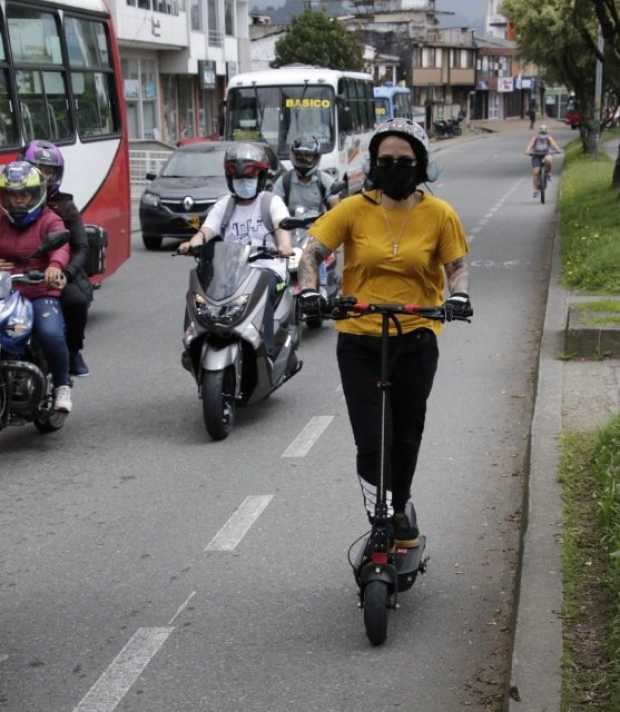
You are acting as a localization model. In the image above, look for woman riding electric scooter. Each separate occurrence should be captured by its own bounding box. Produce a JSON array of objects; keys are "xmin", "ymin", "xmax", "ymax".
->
[{"xmin": 297, "ymin": 118, "xmax": 473, "ymax": 640}]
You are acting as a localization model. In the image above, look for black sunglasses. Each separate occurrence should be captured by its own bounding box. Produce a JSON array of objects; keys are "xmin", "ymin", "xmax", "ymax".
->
[{"xmin": 376, "ymin": 155, "xmax": 418, "ymax": 169}]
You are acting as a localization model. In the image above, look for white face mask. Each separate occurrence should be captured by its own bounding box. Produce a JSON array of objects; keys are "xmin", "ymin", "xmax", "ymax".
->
[{"xmin": 233, "ymin": 178, "xmax": 258, "ymax": 200}]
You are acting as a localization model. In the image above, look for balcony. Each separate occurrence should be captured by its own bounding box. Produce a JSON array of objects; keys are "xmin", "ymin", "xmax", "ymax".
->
[
  {"xmin": 412, "ymin": 68, "xmax": 441, "ymax": 86},
  {"xmin": 449, "ymin": 68, "xmax": 475, "ymax": 86}
]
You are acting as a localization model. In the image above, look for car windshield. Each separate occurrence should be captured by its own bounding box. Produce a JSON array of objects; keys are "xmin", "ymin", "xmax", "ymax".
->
[
  {"xmin": 226, "ymin": 85, "xmax": 335, "ymax": 158},
  {"xmin": 161, "ymin": 150, "xmax": 224, "ymax": 178},
  {"xmin": 206, "ymin": 242, "xmax": 253, "ymax": 300}
]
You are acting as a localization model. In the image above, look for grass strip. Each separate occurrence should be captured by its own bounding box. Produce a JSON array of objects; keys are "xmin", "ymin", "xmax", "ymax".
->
[
  {"xmin": 559, "ymin": 417, "xmax": 620, "ymax": 710},
  {"xmin": 560, "ymin": 141, "xmax": 619, "ymax": 293},
  {"xmin": 591, "ymin": 415, "xmax": 620, "ymax": 704}
]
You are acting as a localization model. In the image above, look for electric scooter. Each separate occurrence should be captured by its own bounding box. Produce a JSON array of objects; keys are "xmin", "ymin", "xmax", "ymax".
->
[{"xmin": 323, "ymin": 296, "xmax": 471, "ymax": 645}]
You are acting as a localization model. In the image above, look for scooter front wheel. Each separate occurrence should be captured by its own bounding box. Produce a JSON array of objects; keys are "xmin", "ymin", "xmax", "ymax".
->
[
  {"xmin": 363, "ymin": 580, "xmax": 389, "ymax": 646},
  {"xmin": 202, "ymin": 367, "xmax": 236, "ymax": 440}
]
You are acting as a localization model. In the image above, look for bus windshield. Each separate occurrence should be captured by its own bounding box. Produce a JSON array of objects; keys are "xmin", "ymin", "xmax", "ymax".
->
[{"xmin": 226, "ymin": 85, "xmax": 335, "ymax": 158}]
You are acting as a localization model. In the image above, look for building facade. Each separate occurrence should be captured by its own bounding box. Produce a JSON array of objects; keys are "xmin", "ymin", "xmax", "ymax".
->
[{"xmin": 108, "ymin": 0, "xmax": 250, "ymax": 144}]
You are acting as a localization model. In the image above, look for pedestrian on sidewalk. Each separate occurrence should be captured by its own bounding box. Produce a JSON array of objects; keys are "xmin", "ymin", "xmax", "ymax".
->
[{"xmin": 528, "ymin": 106, "xmax": 536, "ymax": 130}]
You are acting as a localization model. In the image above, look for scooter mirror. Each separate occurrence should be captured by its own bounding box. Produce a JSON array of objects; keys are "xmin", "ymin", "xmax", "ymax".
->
[
  {"xmin": 330, "ymin": 180, "xmax": 346, "ymax": 196},
  {"xmin": 279, "ymin": 215, "xmax": 319, "ymax": 231}
]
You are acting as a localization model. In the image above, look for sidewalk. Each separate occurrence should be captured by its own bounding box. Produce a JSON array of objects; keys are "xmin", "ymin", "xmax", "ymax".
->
[{"xmin": 508, "ymin": 196, "xmax": 620, "ymax": 708}]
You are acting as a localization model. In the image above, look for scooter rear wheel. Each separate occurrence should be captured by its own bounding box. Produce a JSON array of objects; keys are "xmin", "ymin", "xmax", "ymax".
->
[
  {"xmin": 202, "ymin": 367, "xmax": 236, "ymax": 440},
  {"xmin": 363, "ymin": 580, "xmax": 389, "ymax": 646}
]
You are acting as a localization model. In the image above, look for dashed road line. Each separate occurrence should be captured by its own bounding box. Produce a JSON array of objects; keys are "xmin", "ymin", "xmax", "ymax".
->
[
  {"xmin": 168, "ymin": 590, "xmax": 196, "ymax": 625},
  {"xmin": 281, "ymin": 415, "xmax": 334, "ymax": 458},
  {"xmin": 204, "ymin": 495, "xmax": 273, "ymax": 552},
  {"xmin": 72, "ymin": 627, "xmax": 173, "ymax": 712},
  {"xmin": 467, "ymin": 177, "xmax": 525, "ymax": 243}
]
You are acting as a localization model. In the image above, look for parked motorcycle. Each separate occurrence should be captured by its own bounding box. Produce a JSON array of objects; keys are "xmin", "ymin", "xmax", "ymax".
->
[
  {"xmin": 181, "ymin": 237, "xmax": 302, "ymax": 440},
  {"xmin": 0, "ymin": 230, "xmax": 70, "ymax": 433},
  {"xmin": 286, "ymin": 208, "xmax": 340, "ymax": 329}
]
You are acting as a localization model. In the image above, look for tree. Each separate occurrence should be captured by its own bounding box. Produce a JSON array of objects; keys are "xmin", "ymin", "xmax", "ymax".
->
[{"xmin": 274, "ymin": 11, "xmax": 364, "ymax": 71}]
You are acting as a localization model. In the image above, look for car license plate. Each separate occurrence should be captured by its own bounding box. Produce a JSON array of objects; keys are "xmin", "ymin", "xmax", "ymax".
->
[{"xmin": 188, "ymin": 214, "xmax": 201, "ymax": 229}]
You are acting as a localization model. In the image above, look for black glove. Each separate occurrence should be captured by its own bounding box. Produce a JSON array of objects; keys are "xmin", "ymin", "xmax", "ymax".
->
[
  {"xmin": 297, "ymin": 288, "xmax": 326, "ymax": 317},
  {"xmin": 445, "ymin": 292, "xmax": 473, "ymax": 320}
]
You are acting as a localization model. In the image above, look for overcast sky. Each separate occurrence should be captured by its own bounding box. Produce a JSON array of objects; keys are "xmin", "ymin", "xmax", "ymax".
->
[{"xmin": 437, "ymin": 0, "xmax": 488, "ymax": 31}]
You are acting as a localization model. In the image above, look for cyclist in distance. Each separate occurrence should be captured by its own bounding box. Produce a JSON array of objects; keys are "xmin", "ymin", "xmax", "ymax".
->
[
  {"xmin": 179, "ymin": 142, "xmax": 293, "ymax": 358},
  {"xmin": 525, "ymin": 124, "xmax": 562, "ymax": 198},
  {"xmin": 297, "ymin": 118, "xmax": 473, "ymax": 548},
  {"xmin": 22, "ymin": 140, "xmax": 93, "ymax": 377}
]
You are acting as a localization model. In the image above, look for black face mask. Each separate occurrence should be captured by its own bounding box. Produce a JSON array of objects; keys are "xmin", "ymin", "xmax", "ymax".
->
[{"xmin": 374, "ymin": 162, "xmax": 418, "ymax": 201}]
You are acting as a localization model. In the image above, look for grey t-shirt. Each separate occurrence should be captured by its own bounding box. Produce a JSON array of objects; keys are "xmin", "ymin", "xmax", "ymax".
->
[{"xmin": 273, "ymin": 170, "xmax": 335, "ymax": 216}]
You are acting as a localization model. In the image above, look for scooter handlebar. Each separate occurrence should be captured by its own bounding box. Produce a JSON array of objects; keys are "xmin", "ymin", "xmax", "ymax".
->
[{"xmin": 323, "ymin": 296, "xmax": 471, "ymax": 322}]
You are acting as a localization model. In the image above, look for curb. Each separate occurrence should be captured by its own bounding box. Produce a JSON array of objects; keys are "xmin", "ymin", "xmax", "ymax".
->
[{"xmin": 508, "ymin": 225, "xmax": 565, "ymax": 711}]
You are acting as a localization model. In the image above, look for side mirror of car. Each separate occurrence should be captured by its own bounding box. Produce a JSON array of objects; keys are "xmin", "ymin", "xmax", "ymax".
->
[{"xmin": 145, "ymin": 172, "xmax": 157, "ymax": 181}]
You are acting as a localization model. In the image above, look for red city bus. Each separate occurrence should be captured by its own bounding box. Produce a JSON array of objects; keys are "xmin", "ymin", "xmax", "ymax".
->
[{"xmin": 0, "ymin": 0, "xmax": 130, "ymax": 281}]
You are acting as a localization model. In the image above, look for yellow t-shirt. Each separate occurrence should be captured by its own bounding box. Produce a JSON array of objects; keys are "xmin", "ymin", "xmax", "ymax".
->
[{"xmin": 309, "ymin": 190, "xmax": 469, "ymax": 336}]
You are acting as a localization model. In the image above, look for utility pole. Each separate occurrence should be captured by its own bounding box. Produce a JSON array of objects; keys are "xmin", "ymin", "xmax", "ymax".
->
[{"xmin": 592, "ymin": 25, "xmax": 604, "ymax": 160}]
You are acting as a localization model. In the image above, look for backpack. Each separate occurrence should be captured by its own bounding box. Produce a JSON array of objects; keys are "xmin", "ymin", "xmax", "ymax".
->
[
  {"xmin": 282, "ymin": 170, "xmax": 329, "ymax": 212},
  {"xmin": 219, "ymin": 191, "xmax": 276, "ymax": 237}
]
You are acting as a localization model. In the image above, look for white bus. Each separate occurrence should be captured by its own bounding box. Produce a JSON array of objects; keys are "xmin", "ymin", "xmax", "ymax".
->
[{"xmin": 224, "ymin": 66, "xmax": 375, "ymax": 194}]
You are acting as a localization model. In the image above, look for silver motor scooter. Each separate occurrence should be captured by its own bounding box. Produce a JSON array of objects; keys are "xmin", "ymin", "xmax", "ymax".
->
[{"xmin": 181, "ymin": 238, "xmax": 302, "ymax": 440}]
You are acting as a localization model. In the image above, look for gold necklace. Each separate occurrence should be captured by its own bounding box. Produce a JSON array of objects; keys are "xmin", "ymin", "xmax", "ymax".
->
[{"xmin": 381, "ymin": 204, "xmax": 413, "ymax": 256}]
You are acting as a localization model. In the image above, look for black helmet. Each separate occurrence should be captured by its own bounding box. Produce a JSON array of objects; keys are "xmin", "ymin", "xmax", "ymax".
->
[
  {"xmin": 290, "ymin": 137, "xmax": 321, "ymax": 176},
  {"xmin": 368, "ymin": 118, "xmax": 431, "ymax": 184},
  {"xmin": 224, "ymin": 142, "xmax": 270, "ymax": 198}
]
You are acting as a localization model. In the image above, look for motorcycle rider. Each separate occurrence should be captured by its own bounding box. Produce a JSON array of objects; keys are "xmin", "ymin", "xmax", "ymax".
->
[
  {"xmin": 0, "ymin": 161, "xmax": 72, "ymax": 412},
  {"xmin": 273, "ymin": 137, "xmax": 339, "ymax": 289},
  {"xmin": 297, "ymin": 118, "xmax": 472, "ymax": 548},
  {"xmin": 22, "ymin": 140, "xmax": 93, "ymax": 377},
  {"xmin": 525, "ymin": 124, "xmax": 561, "ymax": 198},
  {"xmin": 273, "ymin": 137, "xmax": 340, "ymax": 216},
  {"xmin": 179, "ymin": 142, "xmax": 293, "ymax": 358}
]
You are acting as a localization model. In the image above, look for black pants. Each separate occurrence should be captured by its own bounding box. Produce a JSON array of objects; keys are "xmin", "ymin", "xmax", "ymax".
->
[
  {"xmin": 337, "ymin": 329, "xmax": 439, "ymax": 514},
  {"xmin": 60, "ymin": 276, "xmax": 92, "ymax": 354}
]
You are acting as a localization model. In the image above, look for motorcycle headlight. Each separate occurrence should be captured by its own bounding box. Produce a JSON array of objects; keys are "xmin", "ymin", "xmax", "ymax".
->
[
  {"xmin": 216, "ymin": 294, "xmax": 250, "ymax": 326},
  {"xmin": 141, "ymin": 191, "xmax": 159, "ymax": 207}
]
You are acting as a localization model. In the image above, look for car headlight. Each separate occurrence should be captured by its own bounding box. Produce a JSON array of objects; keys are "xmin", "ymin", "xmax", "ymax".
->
[{"xmin": 141, "ymin": 191, "xmax": 159, "ymax": 207}]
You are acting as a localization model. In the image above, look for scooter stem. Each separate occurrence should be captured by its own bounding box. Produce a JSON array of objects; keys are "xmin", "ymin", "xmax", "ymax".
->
[{"xmin": 376, "ymin": 312, "xmax": 391, "ymax": 523}]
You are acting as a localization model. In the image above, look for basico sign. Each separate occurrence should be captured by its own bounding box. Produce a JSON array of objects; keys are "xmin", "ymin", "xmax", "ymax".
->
[{"xmin": 285, "ymin": 98, "xmax": 331, "ymax": 109}]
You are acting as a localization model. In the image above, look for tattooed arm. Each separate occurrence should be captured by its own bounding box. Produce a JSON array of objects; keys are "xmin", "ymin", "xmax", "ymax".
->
[
  {"xmin": 444, "ymin": 255, "xmax": 470, "ymax": 296},
  {"xmin": 298, "ymin": 237, "xmax": 333, "ymax": 290}
]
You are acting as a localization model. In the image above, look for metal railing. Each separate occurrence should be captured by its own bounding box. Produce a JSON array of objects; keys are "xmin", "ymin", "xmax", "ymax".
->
[
  {"xmin": 208, "ymin": 29, "xmax": 223, "ymax": 47},
  {"xmin": 129, "ymin": 149, "xmax": 173, "ymax": 184}
]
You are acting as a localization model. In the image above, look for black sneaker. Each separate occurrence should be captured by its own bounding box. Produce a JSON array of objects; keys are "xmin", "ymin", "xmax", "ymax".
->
[
  {"xmin": 392, "ymin": 512, "xmax": 419, "ymax": 548},
  {"xmin": 69, "ymin": 351, "xmax": 90, "ymax": 377}
]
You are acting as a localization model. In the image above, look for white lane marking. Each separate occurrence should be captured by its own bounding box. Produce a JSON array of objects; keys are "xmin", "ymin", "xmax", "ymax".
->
[
  {"xmin": 466, "ymin": 177, "xmax": 526, "ymax": 242},
  {"xmin": 72, "ymin": 627, "xmax": 173, "ymax": 712},
  {"xmin": 204, "ymin": 495, "xmax": 273, "ymax": 552},
  {"xmin": 168, "ymin": 591, "xmax": 196, "ymax": 625},
  {"xmin": 282, "ymin": 415, "xmax": 334, "ymax": 458}
]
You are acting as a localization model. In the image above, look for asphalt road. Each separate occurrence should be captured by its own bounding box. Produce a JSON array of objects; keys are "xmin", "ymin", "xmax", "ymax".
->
[{"xmin": 0, "ymin": 126, "xmax": 571, "ymax": 712}]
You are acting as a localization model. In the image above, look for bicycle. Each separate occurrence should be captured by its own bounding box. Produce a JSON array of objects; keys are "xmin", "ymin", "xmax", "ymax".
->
[{"xmin": 320, "ymin": 295, "xmax": 471, "ymax": 645}]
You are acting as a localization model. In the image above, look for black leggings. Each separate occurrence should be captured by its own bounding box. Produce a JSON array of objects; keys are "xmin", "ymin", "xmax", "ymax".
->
[{"xmin": 337, "ymin": 329, "xmax": 439, "ymax": 514}]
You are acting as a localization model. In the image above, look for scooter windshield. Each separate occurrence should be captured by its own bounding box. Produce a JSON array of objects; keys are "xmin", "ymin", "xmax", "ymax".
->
[
  {"xmin": 0, "ymin": 271, "xmax": 11, "ymax": 300},
  {"xmin": 206, "ymin": 242, "xmax": 253, "ymax": 301}
]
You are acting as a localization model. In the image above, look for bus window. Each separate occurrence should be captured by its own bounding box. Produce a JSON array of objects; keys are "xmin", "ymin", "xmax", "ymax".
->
[
  {"xmin": 16, "ymin": 69, "xmax": 72, "ymax": 142},
  {"xmin": 65, "ymin": 17, "xmax": 111, "ymax": 68},
  {"xmin": 0, "ymin": 72, "xmax": 18, "ymax": 148},
  {"xmin": 374, "ymin": 98, "xmax": 389, "ymax": 120},
  {"xmin": 72, "ymin": 72, "xmax": 116, "ymax": 137},
  {"xmin": 394, "ymin": 92, "xmax": 411, "ymax": 119},
  {"xmin": 227, "ymin": 85, "xmax": 335, "ymax": 158},
  {"xmin": 66, "ymin": 16, "xmax": 119, "ymax": 138},
  {"xmin": 7, "ymin": 4, "xmax": 62, "ymax": 65}
]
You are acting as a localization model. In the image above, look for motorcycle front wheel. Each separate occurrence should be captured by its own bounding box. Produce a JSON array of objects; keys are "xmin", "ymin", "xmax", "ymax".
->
[{"xmin": 202, "ymin": 367, "xmax": 236, "ymax": 440}]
